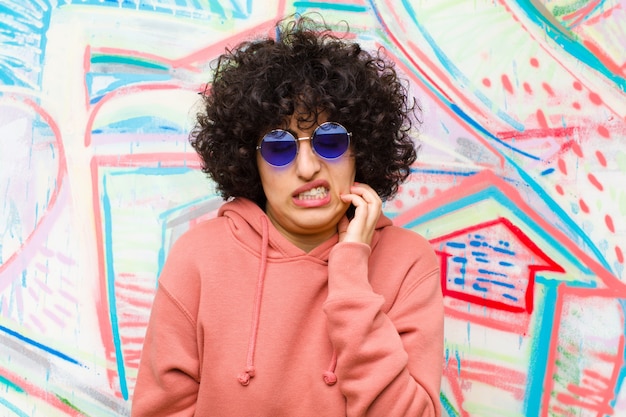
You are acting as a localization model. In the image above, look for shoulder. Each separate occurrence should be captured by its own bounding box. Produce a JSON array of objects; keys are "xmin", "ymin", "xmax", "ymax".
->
[
  {"xmin": 170, "ymin": 216, "xmax": 231, "ymax": 252},
  {"xmin": 375, "ymin": 224, "xmax": 435, "ymax": 257}
]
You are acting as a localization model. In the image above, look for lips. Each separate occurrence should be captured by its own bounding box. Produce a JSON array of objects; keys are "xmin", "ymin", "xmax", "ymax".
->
[
  {"xmin": 292, "ymin": 180, "xmax": 331, "ymax": 206},
  {"xmin": 297, "ymin": 186, "xmax": 328, "ymax": 200}
]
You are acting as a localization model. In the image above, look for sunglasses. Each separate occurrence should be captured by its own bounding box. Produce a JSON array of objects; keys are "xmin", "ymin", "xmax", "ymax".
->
[{"xmin": 257, "ymin": 122, "xmax": 352, "ymax": 167}]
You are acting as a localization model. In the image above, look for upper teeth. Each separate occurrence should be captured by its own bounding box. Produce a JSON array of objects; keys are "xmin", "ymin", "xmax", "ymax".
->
[{"xmin": 298, "ymin": 186, "xmax": 328, "ymax": 200}]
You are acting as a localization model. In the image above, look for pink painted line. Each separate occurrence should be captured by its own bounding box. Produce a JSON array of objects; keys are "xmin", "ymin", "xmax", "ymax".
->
[
  {"xmin": 0, "ymin": 97, "xmax": 67, "ymax": 291},
  {"xmin": 0, "ymin": 366, "xmax": 88, "ymax": 415}
]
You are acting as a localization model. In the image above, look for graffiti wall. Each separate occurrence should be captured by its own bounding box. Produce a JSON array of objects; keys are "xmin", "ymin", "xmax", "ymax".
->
[{"xmin": 1, "ymin": 0, "xmax": 624, "ymax": 416}]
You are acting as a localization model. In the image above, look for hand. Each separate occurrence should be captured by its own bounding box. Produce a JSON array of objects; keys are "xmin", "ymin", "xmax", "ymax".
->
[{"xmin": 338, "ymin": 183, "xmax": 382, "ymax": 246}]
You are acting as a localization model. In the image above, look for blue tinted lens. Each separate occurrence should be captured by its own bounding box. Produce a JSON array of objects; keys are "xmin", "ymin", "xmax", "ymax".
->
[
  {"xmin": 260, "ymin": 130, "xmax": 297, "ymax": 166},
  {"xmin": 312, "ymin": 123, "xmax": 350, "ymax": 160}
]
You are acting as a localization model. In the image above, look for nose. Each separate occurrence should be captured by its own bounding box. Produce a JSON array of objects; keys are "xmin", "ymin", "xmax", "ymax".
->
[{"xmin": 294, "ymin": 140, "xmax": 321, "ymax": 179}]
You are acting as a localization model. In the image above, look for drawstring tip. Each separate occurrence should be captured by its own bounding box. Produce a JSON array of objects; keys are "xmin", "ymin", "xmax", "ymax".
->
[
  {"xmin": 323, "ymin": 371, "xmax": 337, "ymax": 386},
  {"xmin": 238, "ymin": 366, "xmax": 256, "ymax": 386}
]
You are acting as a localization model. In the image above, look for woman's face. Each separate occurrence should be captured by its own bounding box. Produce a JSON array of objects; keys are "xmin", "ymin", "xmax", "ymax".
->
[{"xmin": 257, "ymin": 114, "xmax": 356, "ymax": 252}]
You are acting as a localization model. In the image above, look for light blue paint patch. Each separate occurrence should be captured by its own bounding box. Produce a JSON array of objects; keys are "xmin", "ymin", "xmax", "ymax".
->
[
  {"xmin": 101, "ymin": 176, "xmax": 128, "ymax": 400},
  {"xmin": 92, "ymin": 115, "xmax": 182, "ymax": 134},
  {"xmin": 0, "ymin": 397, "xmax": 28, "ymax": 417},
  {"xmin": 87, "ymin": 73, "xmax": 171, "ymax": 104}
]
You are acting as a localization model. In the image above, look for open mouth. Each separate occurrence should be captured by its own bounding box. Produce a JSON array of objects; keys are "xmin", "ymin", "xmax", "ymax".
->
[{"xmin": 297, "ymin": 186, "xmax": 328, "ymax": 200}]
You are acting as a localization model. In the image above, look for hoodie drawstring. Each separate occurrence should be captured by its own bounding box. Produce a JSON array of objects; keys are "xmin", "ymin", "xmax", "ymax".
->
[
  {"xmin": 238, "ymin": 216, "xmax": 269, "ymax": 386},
  {"xmin": 323, "ymin": 349, "xmax": 338, "ymax": 385}
]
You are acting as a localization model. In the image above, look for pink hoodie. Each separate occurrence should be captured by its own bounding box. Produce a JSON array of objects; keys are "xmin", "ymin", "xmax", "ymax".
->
[{"xmin": 131, "ymin": 198, "xmax": 443, "ymax": 416}]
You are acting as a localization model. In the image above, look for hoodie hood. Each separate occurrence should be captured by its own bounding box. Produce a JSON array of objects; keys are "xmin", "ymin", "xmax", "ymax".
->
[
  {"xmin": 217, "ymin": 197, "xmax": 393, "ymax": 386},
  {"xmin": 217, "ymin": 198, "xmax": 393, "ymax": 261}
]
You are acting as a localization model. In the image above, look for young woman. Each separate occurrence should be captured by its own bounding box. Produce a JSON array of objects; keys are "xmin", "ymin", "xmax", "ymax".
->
[{"xmin": 131, "ymin": 15, "xmax": 444, "ymax": 417}]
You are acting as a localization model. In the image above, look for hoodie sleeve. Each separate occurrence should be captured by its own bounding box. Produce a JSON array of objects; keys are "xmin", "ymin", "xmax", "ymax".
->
[
  {"xmin": 131, "ymin": 244, "xmax": 200, "ymax": 416},
  {"xmin": 323, "ymin": 238, "xmax": 443, "ymax": 417}
]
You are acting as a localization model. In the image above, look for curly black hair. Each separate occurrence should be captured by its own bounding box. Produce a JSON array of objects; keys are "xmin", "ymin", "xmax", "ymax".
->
[{"xmin": 190, "ymin": 15, "xmax": 420, "ymax": 207}]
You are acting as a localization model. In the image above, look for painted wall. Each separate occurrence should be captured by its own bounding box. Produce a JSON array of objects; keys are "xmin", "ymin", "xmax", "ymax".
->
[{"xmin": 1, "ymin": 1, "xmax": 625, "ymax": 416}]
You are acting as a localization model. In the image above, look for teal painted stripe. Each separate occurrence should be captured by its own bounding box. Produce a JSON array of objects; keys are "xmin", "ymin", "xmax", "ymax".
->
[
  {"xmin": 0, "ymin": 375, "xmax": 24, "ymax": 393},
  {"xmin": 523, "ymin": 279, "xmax": 558, "ymax": 416},
  {"xmin": 91, "ymin": 55, "xmax": 169, "ymax": 71},
  {"xmin": 102, "ymin": 175, "xmax": 129, "ymax": 400},
  {"xmin": 293, "ymin": 1, "xmax": 369, "ymax": 12}
]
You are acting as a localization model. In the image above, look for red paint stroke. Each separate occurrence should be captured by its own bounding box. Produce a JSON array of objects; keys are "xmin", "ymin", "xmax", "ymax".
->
[
  {"xmin": 442, "ymin": 363, "xmax": 470, "ymax": 417},
  {"xmin": 555, "ymin": 184, "xmax": 564, "ymax": 195},
  {"xmin": 587, "ymin": 173, "xmax": 604, "ymax": 191},
  {"xmin": 0, "ymin": 97, "xmax": 66, "ymax": 287},
  {"xmin": 530, "ymin": 57, "xmax": 539, "ymax": 67},
  {"xmin": 536, "ymin": 109, "xmax": 549, "ymax": 129},
  {"xmin": 561, "ymin": 0, "xmax": 602, "ymax": 26},
  {"xmin": 595, "ymin": 150, "xmax": 607, "ymax": 166},
  {"xmin": 555, "ymin": 392, "xmax": 613, "ymax": 416},
  {"xmin": 542, "ymin": 82, "xmax": 555, "ymax": 96},
  {"xmin": 571, "ymin": 141, "xmax": 583, "ymax": 158},
  {"xmin": 443, "ymin": 302, "xmax": 531, "ymax": 334},
  {"xmin": 605, "ymin": 215, "xmax": 615, "ymax": 233},
  {"xmin": 579, "ymin": 199, "xmax": 589, "ymax": 213},
  {"xmin": 0, "ymin": 367, "xmax": 82, "ymax": 415},
  {"xmin": 501, "ymin": 74, "xmax": 514, "ymax": 94},
  {"xmin": 616, "ymin": 246, "xmax": 624, "ymax": 264},
  {"xmin": 589, "ymin": 91, "xmax": 603, "ymax": 105},
  {"xmin": 523, "ymin": 82, "xmax": 532, "ymax": 94},
  {"xmin": 557, "ymin": 158, "xmax": 567, "ymax": 175},
  {"xmin": 583, "ymin": 39, "xmax": 624, "ymax": 77},
  {"xmin": 572, "ymin": 101, "xmax": 581, "ymax": 110},
  {"xmin": 581, "ymin": 1, "xmax": 622, "ymax": 26},
  {"xmin": 573, "ymin": 81, "xmax": 583, "ymax": 91},
  {"xmin": 496, "ymin": 125, "xmax": 577, "ymax": 140},
  {"xmin": 597, "ymin": 125, "xmax": 610, "ymax": 138},
  {"xmin": 482, "ymin": 78, "xmax": 491, "ymax": 87}
]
